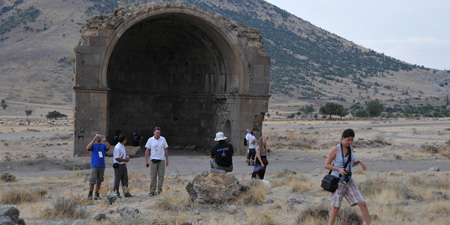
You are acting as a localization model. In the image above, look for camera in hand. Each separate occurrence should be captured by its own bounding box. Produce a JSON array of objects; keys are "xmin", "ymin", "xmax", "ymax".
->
[{"xmin": 342, "ymin": 169, "xmax": 352, "ymax": 184}]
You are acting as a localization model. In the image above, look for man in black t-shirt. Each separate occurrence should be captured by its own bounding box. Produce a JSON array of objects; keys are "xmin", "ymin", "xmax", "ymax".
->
[{"xmin": 210, "ymin": 132, "xmax": 233, "ymax": 173}]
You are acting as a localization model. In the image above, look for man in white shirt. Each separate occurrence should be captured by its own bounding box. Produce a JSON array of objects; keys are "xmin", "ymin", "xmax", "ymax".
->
[
  {"xmin": 145, "ymin": 127, "xmax": 169, "ymax": 197},
  {"xmin": 247, "ymin": 131, "xmax": 257, "ymax": 166},
  {"xmin": 113, "ymin": 135, "xmax": 132, "ymax": 198},
  {"xmin": 245, "ymin": 129, "xmax": 252, "ymax": 164}
]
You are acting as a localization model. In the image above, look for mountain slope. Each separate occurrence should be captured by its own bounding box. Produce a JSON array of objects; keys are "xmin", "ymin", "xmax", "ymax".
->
[{"xmin": 0, "ymin": 0, "xmax": 448, "ymax": 110}]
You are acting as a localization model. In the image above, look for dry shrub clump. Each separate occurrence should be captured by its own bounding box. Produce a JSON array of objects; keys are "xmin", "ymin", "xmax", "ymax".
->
[
  {"xmin": 1, "ymin": 172, "xmax": 16, "ymax": 182},
  {"xmin": 42, "ymin": 197, "xmax": 89, "ymax": 219},
  {"xmin": 237, "ymin": 180, "xmax": 268, "ymax": 205},
  {"xmin": 296, "ymin": 204, "xmax": 363, "ymax": 225},
  {"xmin": 0, "ymin": 185, "xmax": 47, "ymax": 204},
  {"xmin": 271, "ymin": 169, "xmax": 310, "ymax": 193},
  {"xmin": 427, "ymin": 201, "xmax": 450, "ymax": 216},
  {"xmin": 358, "ymin": 177, "xmax": 384, "ymax": 197}
]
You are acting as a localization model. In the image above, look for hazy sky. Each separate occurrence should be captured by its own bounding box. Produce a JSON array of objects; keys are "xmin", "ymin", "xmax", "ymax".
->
[{"xmin": 265, "ymin": 0, "xmax": 450, "ymax": 70}]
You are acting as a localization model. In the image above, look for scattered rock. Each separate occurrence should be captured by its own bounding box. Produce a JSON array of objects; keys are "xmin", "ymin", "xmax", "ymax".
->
[
  {"xmin": 72, "ymin": 219, "xmax": 85, "ymax": 225},
  {"xmin": 0, "ymin": 206, "xmax": 21, "ymax": 224},
  {"xmin": 94, "ymin": 213, "xmax": 106, "ymax": 221},
  {"xmin": 186, "ymin": 172, "xmax": 242, "ymax": 203},
  {"xmin": 0, "ymin": 216, "xmax": 15, "ymax": 225},
  {"xmin": 227, "ymin": 205, "xmax": 237, "ymax": 214},
  {"xmin": 116, "ymin": 206, "xmax": 139, "ymax": 218},
  {"xmin": 265, "ymin": 199, "xmax": 274, "ymax": 204},
  {"xmin": 428, "ymin": 167, "xmax": 440, "ymax": 171}
]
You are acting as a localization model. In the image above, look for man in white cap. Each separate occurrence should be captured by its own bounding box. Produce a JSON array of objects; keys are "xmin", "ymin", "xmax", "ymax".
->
[{"xmin": 210, "ymin": 132, "xmax": 234, "ymax": 173}]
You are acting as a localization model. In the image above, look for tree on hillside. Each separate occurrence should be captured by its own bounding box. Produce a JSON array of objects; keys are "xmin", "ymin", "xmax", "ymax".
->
[
  {"xmin": 46, "ymin": 110, "xmax": 67, "ymax": 120},
  {"xmin": 25, "ymin": 110, "xmax": 32, "ymax": 119},
  {"xmin": 319, "ymin": 102, "xmax": 345, "ymax": 119},
  {"xmin": 366, "ymin": 100, "xmax": 384, "ymax": 117},
  {"xmin": 300, "ymin": 104, "xmax": 315, "ymax": 114},
  {"xmin": 1, "ymin": 99, "xmax": 8, "ymax": 110}
]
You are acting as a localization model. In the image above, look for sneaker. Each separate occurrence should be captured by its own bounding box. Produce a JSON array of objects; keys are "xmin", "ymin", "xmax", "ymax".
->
[
  {"xmin": 87, "ymin": 195, "xmax": 93, "ymax": 200},
  {"xmin": 149, "ymin": 192, "xmax": 155, "ymax": 197},
  {"xmin": 248, "ymin": 162, "xmax": 251, "ymax": 166},
  {"xmin": 116, "ymin": 193, "xmax": 122, "ymax": 199},
  {"xmin": 94, "ymin": 196, "xmax": 102, "ymax": 200},
  {"xmin": 124, "ymin": 192, "xmax": 133, "ymax": 198}
]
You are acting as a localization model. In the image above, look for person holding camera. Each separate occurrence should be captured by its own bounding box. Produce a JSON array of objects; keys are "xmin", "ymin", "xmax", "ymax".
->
[
  {"xmin": 113, "ymin": 135, "xmax": 133, "ymax": 198},
  {"xmin": 86, "ymin": 132, "xmax": 110, "ymax": 200},
  {"xmin": 145, "ymin": 127, "xmax": 169, "ymax": 197},
  {"xmin": 324, "ymin": 129, "xmax": 371, "ymax": 225}
]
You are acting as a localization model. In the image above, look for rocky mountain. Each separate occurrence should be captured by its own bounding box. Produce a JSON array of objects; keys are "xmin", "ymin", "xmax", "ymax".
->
[{"xmin": 0, "ymin": 0, "xmax": 449, "ymax": 111}]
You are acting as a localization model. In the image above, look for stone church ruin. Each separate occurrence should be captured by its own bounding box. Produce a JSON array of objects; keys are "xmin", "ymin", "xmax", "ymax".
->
[{"xmin": 73, "ymin": 3, "xmax": 270, "ymax": 156}]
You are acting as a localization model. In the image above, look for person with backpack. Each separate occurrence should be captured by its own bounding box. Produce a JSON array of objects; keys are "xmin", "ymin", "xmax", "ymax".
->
[{"xmin": 324, "ymin": 129, "xmax": 371, "ymax": 225}]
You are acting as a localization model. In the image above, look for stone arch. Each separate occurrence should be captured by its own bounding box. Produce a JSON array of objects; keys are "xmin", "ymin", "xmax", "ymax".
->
[{"xmin": 74, "ymin": 3, "xmax": 270, "ymax": 156}]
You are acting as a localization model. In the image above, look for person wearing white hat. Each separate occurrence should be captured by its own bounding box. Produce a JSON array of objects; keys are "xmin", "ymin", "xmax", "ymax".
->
[{"xmin": 210, "ymin": 132, "xmax": 234, "ymax": 173}]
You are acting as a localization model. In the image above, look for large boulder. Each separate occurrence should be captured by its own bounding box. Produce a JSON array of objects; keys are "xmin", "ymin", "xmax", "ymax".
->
[
  {"xmin": 185, "ymin": 172, "xmax": 242, "ymax": 203},
  {"xmin": 0, "ymin": 206, "xmax": 25, "ymax": 224}
]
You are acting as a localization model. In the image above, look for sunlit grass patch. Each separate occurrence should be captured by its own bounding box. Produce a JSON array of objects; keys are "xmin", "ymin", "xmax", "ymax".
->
[{"xmin": 0, "ymin": 185, "xmax": 47, "ymax": 204}]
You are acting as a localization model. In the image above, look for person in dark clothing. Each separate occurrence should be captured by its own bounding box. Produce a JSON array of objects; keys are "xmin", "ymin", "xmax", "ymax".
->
[
  {"xmin": 112, "ymin": 130, "xmax": 121, "ymax": 145},
  {"xmin": 131, "ymin": 130, "xmax": 143, "ymax": 147},
  {"xmin": 210, "ymin": 132, "xmax": 233, "ymax": 173}
]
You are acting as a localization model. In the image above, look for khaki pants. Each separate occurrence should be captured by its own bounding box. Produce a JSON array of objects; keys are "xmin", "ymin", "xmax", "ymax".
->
[
  {"xmin": 210, "ymin": 158, "xmax": 233, "ymax": 174},
  {"xmin": 150, "ymin": 160, "xmax": 165, "ymax": 193}
]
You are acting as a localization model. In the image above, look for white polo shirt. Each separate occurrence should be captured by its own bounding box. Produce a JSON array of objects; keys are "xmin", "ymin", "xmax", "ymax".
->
[
  {"xmin": 145, "ymin": 136, "xmax": 168, "ymax": 160},
  {"xmin": 248, "ymin": 135, "xmax": 257, "ymax": 149},
  {"xmin": 113, "ymin": 142, "xmax": 127, "ymax": 164}
]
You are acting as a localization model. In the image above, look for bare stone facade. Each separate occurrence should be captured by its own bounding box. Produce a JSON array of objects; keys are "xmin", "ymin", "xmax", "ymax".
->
[{"xmin": 74, "ymin": 3, "xmax": 270, "ymax": 156}]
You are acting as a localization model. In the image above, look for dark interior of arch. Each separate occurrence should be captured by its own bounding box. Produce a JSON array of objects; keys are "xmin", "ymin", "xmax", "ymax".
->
[{"xmin": 107, "ymin": 13, "xmax": 233, "ymax": 150}]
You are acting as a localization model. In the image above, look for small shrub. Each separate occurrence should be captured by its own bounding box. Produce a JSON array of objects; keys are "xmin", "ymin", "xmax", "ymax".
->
[
  {"xmin": 421, "ymin": 145, "xmax": 439, "ymax": 154},
  {"xmin": 42, "ymin": 197, "xmax": 89, "ymax": 219},
  {"xmin": 358, "ymin": 178, "xmax": 384, "ymax": 197},
  {"xmin": 1, "ymin": 172, "xmax": 16, "ymax": 182},
  {"xmin": 241, "ymin": 180, "xmax": 268, "ymax": 205},
  {"xmin": 297, "ymin": 204, "xmax": 363, "ymax": 225},
  {"xmin": 389, "ymin": 183, "xmax": 414, "ymax": 200},
  {"xmin": 63, "ymin": 163, "xmax": 90, "ymax": 171},
  {"xmin": 106, "ymin": 190, "xmax": 118, "ymax": 205}
]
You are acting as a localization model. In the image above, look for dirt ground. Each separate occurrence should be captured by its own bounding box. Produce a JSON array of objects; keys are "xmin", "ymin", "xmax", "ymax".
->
[{"xmin": 1, "ymin": 118, "xmax": 449, "ymax": 225}]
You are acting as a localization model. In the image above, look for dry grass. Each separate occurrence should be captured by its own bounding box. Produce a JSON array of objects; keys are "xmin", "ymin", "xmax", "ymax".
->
[
  {"xmin": 0, "ymin": 185, "xmax": 47, "ymax": 204},
  {"xmin": 236, "ymin": 180, "xmax": 268, "ymax": 205},
  {"xmin": 42, "ymin": 197, "xmax": 89, "ymax": 219},
  {"xmin": 296, "ymin": 204, "xmax": 363, "ymax": 225}
]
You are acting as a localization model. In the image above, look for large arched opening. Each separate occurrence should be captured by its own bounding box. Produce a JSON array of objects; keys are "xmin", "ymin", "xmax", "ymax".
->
[{"xmin": 106, "ymin": 13, "xmax": 238, "ymax": 150}]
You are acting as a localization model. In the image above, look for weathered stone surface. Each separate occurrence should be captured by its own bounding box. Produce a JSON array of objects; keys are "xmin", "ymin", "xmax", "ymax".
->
[
  {"xmin": 0, "ymin": 207, "xmax": 19, "ymax": 223},
  {"xmin": 94, "ymin": 213, "xmax": 106, "ymax": 221},
  {"xmin": 186, "ymin": 173, "xmax": 241, "ymax": 203},
  {"xmin": 0, "ymin": 216, "xmax": 15, "ymax": 225}
]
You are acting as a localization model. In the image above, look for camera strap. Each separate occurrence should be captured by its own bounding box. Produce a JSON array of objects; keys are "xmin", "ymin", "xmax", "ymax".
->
[
  {"xmin": 328, "ymin": 143, "xmax": 352, "ymax": 175},
  {"xmin": 340, "ymin": 143, "xmax": 352, "ymax": 177}
]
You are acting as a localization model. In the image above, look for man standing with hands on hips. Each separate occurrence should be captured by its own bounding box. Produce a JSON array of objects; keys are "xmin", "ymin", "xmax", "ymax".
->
[
  {"xmin": 145, "ymin": 127, "xmax": 169, "ymax": 197},
  {"xmin": 86, "ymin": 132, "xmax": 110, "ymax": 200}
]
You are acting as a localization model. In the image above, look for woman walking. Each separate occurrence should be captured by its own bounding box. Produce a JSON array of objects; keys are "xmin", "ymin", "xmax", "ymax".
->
[
  {"xmin": 324, "ymin": 129, "xmax": 371, "ymax": 225},
  {"xmin": 251, "ymin": 137, "xmax": 268, "ymax": 179}
]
